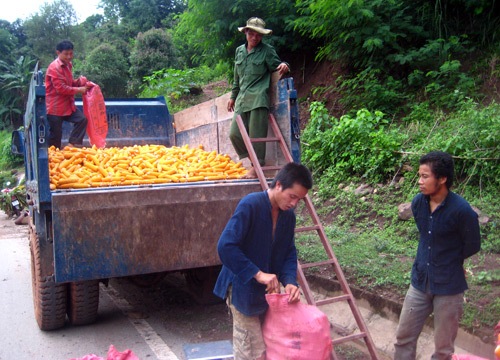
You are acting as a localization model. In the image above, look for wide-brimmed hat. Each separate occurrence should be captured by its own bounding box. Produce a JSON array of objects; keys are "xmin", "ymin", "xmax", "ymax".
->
[{"xmin": 238, "ymin": 17, "xmax": 272, "ymax": 35}]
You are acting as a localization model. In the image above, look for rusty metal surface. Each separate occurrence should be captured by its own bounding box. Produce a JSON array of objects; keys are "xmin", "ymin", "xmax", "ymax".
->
[{"xmin": 52, "ymin": 181, "xmax": 262, "ymax": 283}]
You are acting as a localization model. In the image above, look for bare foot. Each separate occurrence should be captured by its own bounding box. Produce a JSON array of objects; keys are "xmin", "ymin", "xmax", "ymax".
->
[{"xmin": 243, "ymin": 167, "xmax": 257, "ymax": 179}]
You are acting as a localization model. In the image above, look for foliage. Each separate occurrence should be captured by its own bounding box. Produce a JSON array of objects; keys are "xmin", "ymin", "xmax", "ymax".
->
[
  {"xmin": 80, "ymin": 43, "xmax": 129, "ymax": 98},
  {"xmin": 23, "ymin": 0, "xmax": 82, "ymax": 67},
  {"xmin": 294, "ymin": 0, "xmax": 426, "ymax": 68},
  {"xmin": 405, "ymin": 99, "xmax": 500, "ymax": 189},
  {"xmin": 293, "ymin": 1, "xmax": 486, "ymax": 117},
  {"xmin": 0, "ymin": 55, "xmax": 36, "ymax": 129},
  {"xmin": 0, "ymin": 130, "xmax": 24, "ymax": 171},
  {"xmin": 140, "ymin": 64, "xmax": 229, "ymax": 112},
  {"xmin": 128, "ymin": 28, "xmax": 179, "ymax": 95},
  {"xmin": 337, "ymin": 67, "xmax": 408, "ymax": 116},
  {"xmin": 172, "ymin": 0, "xmax": 300, "ymax": 68},
  {"xmin": 301, "ymin": 102, "xmax": 405, "ymax": 182},
  {"xmin": 0, "ymin": 184, "xmax": 27, "ymax": 218},
  {"xmin": 100, "ymin": 0, "xmax": 186, "ymax": 37}
]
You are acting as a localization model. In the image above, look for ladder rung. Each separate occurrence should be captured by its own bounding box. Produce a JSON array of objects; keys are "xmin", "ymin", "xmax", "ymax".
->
[
  {"xmin": 295, "ymin": 225, "xmax": 321, "ymax": 233},
  {"xmin": 300, "ymin": 259, "xmax": 336, "ymax": 269},
  {"xmin": 331, "ymin": 332, "xmax": 369, "ymax": 346},
  {"xmin": 261, "ymin": 165, "xmax": 282, "ymax": 171},
  {"xmin": 315, "ymin": 294, "xmax": 351, "ymax": 306},
  {"xmin": 250, "ymin": 137, "xmax": 280, "ymax": 143}
]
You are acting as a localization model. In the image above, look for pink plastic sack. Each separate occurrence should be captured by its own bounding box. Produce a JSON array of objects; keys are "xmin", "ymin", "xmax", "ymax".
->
[
  {"xmin": 82, "ymin": 82, "xmax": 108, "ymax": 148},
  {"xmin": 451, "ymin": 355, "xmax": 489, "ymax": 360},
  {"xmin": 263, "ymin": 293, "xmax": 332, "ymax": 360},
  {"xmin": 70, "ymin": 344, "xmax": 139, "ymax": 360}
]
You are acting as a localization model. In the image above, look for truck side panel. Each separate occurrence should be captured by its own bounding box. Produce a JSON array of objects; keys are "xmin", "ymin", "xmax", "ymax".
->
[
  {"xmin": 174, "ymin": 74, "xmax": 300, "ymax": 164},
  {"xmin": 52, "ymin": 181, "xmax": 261, "ymax": 282}
]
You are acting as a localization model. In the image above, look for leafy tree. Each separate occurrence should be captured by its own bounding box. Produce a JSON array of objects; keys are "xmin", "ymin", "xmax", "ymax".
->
[
  {"xmin": 80, "ymin": 43, "xmax": 129, "ymax": 97},
  {"xmin": 128, "ymin": 28, "xmax": 178, "ymax": 95},
  {"xmin": 23, "ymin": 0, "xmax": 82, "ymax": 67},
  {"xmin": 173, "ymin": 0, "xmax": 300, "ymax": 68},
  {"xmin": 100, "ymin": 0, "xmax": 186, "ymax": 37},
  {"xmin": 0, "ymin": 26, "xmax": 17, "ymax": 64},
  {"xmin": 0, "ymin": 55, "xmax": 36, "ymax": 129}
]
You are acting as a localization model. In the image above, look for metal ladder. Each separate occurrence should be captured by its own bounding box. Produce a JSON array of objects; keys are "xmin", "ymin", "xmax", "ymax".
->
[{"xmin": 235, "ymin": 113, "xmax": 380, "ymax": 359}]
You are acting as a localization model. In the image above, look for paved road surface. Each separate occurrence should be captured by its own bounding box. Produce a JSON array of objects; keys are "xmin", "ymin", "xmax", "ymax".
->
[{"xmin": 0, "ymin": 214, "xmax": 230, "ymax": 360}]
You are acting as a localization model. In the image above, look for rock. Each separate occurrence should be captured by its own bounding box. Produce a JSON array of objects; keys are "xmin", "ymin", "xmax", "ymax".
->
[
  {"xmin": 398, "ymin": 202, "xmax": 413, "ymax": 220},
  {"xmin": 471, "ymin": 206, "xmax": 489, "ymax": 225},
  {"xmin": 402, "ymin": 164, "xmax": 413, "ymax": 173},
  {"xmin": 478, "ymin": 215, "xmax": 490, "ymax": 226},
  {"xmin": 354, "ymin": 184, "xmax": 373, "ymax": 196}
]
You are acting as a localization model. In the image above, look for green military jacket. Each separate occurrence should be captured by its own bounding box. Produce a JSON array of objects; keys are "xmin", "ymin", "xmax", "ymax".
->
[{"xmin": 231, "ymin": 41, "xmax": 284, "ymax": 113}]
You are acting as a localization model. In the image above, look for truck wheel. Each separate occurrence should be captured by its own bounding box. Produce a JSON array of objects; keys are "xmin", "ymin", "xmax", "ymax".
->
[
  {"xmin": 185, "ymin": 266, "xmax": 223, "ymax": 305},
  {"xmin": 67, "ymin": 280, "xmax": 100, "ymax": 325},
  {"xmin": 30, "ymin": 227, "xmax": 68, "ymax": 331}
]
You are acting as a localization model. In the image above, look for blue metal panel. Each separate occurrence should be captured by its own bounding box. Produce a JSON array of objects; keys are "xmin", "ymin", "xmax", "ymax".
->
[{"xmin": 65, "ymin": 97, "xmax": 173, "ymax": 148}]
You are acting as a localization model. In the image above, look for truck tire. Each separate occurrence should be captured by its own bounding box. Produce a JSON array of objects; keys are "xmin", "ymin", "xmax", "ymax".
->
[
  {"xmin": 30, "ymin": 226, "xmax": 68, "ymax": 331},
  {"xmin": 185, "ymin": 266, "xmax": 223, "ymax": 305},
  {"xmin": 67, "ymin": 280, "xmax": 100, "ymax": 326}
]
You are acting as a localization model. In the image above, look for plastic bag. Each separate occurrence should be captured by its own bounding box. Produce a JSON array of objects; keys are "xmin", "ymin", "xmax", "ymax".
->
[
  {"xmin": 82, "ymin": 82, "xmax": 108, "ymax": 148},
  {"xmin": 451, "ymin": 355, "xmax": 489, "ymax": 360},
  {"xmin": 262, "ymin": 293, "xmax": 332, "ymax": 360},
  {"xmin": 70, "ymin": 344, "xmax": 139, "ymax": 360}
]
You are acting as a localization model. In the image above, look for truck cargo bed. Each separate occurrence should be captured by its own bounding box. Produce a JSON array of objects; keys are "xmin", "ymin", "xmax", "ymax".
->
[{"xmin": 52, "ymin": 180, "xmax": 262, "ymax": 282}]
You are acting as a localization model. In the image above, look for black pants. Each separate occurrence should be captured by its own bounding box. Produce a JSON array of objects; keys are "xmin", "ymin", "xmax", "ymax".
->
[{"xmin": 47, "ymin": 109, "xmax": 87, "ymax": 149}]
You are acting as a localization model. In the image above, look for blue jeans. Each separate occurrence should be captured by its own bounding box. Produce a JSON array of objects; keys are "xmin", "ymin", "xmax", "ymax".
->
[{"xmin": 394, "ymin": 285, "xmax": 464, "ymax": 360}]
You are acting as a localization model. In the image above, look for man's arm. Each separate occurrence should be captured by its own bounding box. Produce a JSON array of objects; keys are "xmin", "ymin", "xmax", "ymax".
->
[
  {"xmin": 217, "ymin": 200, "xmax": 260, "ymax": 284},
  {"xmin": 460, "ymin": 205, "xmax": 481, "ymax": 259},
  {"xmin": 47, "ymin": 65, "xmax": 87, "ymax": 96}
]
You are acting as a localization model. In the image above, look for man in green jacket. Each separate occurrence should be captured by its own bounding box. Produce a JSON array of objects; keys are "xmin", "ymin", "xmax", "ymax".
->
[{"xmin": 227, "ymin": 17, "xmax": 290, "ymax": 178}]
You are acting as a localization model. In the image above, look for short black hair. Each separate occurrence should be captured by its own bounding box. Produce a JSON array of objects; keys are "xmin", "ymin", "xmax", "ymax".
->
[
  {"xmin": 270, "ymin": 162, "xmax": 313, "ymax": 190},
  {"xmin": 419, "ymin": 151, "xmax": 454, "ymax": 188},
  {"xmin": 56, "ymin": 40, "xmax": 74, "ymax": 52}
]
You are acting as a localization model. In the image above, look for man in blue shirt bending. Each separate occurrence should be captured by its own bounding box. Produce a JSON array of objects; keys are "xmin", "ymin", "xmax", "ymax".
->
[
  {"xmin": 214, "ymin": 162, "xmax": 313, "ymax": 360},
  {"xmin": 394, "ymin": 151, "xmax": 481, "ymax": 359}
]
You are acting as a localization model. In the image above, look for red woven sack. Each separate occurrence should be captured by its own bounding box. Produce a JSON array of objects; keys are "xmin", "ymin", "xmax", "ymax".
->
[
  {"xmin": 263, "ymin": 293, "xmax": 332, "ymax": 360},
  {"xmin": 83, "ymin": 82, "xmax": 108, "ymax": 148}
]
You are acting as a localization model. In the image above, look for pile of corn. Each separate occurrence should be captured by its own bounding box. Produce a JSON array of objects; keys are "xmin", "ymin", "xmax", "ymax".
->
[{"xmin": 48, "ymin": 144, "xmax": 247, "ymax": 190}]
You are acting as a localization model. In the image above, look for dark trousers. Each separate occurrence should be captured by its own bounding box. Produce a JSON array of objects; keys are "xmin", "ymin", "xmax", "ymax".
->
[
  {"xmin": 229, "ymin": 108, "xmax": 269, "ymax": 166},
  {"xmin": 47, "ymin": 108, "xmax": 87, "ymax": 149}
]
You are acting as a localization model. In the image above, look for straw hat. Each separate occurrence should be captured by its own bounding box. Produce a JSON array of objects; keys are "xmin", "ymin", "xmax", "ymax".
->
[{"xmin": 238, "ymin": 17, "xmax": 272, "ymax": 35}]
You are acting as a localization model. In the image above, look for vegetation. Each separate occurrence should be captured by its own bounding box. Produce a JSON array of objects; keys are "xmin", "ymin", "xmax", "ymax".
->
[
  {"xmin": 298, "ymin": 97, "xmax": 499, "ymax": 338},
  {"xmin": 0, "ymin": 0, "xmax": 498, "ymax": 344}
]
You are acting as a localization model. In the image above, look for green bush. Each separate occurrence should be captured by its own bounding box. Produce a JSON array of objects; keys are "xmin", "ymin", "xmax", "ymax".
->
[
  {"xmin": 139, "ymin": 64, "xmax": 230, "ymax": 112},
  {"xmin": 407, "ymin": 99, "xmax": 500, "ymax": 189},
  {"xmin": 0, "ymin": 130, "xmax": 24, "ymax": 171},
  {"xmin": 301, "ymin": 102, "xmax": 405, "ymax": 182}
]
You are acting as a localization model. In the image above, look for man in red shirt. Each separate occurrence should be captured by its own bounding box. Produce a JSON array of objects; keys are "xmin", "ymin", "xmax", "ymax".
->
[{"xmin": 46, "ymin": 40, "xmax": 91, "ymax": 149}]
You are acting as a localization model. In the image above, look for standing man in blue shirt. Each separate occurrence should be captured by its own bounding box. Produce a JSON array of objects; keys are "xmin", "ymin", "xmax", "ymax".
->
[
  {"xmin": 394, "ymin": 151, "xmax": 481, "ymax": 359},
  {"xmin": 214, "ymin": 162, "xmax": 312, "ymax": 360}
]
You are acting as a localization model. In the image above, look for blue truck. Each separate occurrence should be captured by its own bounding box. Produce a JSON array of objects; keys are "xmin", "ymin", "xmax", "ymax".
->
[{"xmin": 12, "ymin": 65, "xmax": 301, "ymax": 331}]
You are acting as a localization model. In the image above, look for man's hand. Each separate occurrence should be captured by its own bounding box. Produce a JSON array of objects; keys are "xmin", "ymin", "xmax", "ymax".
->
[
  {"xmin": 78, "ymin": 76, "xmax": 88, "ymax": 86},
  {"xmin": 254, "ymin": 271, "xmax": 279, "ymax": 294},
  {"xmin": 76, "ymin": 86, "xmax": 88, "ymax": 95},
  {"xmin": 284, "ymin": 284, "xmax": 300, "ymax": 303},
  {"xmin": 227, "ymin": 99, "xmax": 235, "ymax": 112},
  {"xmin": 276, "ymin": 63, "xmax": 289, "ymax": 77}
]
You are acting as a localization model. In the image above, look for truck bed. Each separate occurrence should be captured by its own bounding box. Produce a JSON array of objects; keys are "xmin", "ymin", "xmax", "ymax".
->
[{"xmin": 52, "ymin": 180, "xmax": 261, "ymax": 282}]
